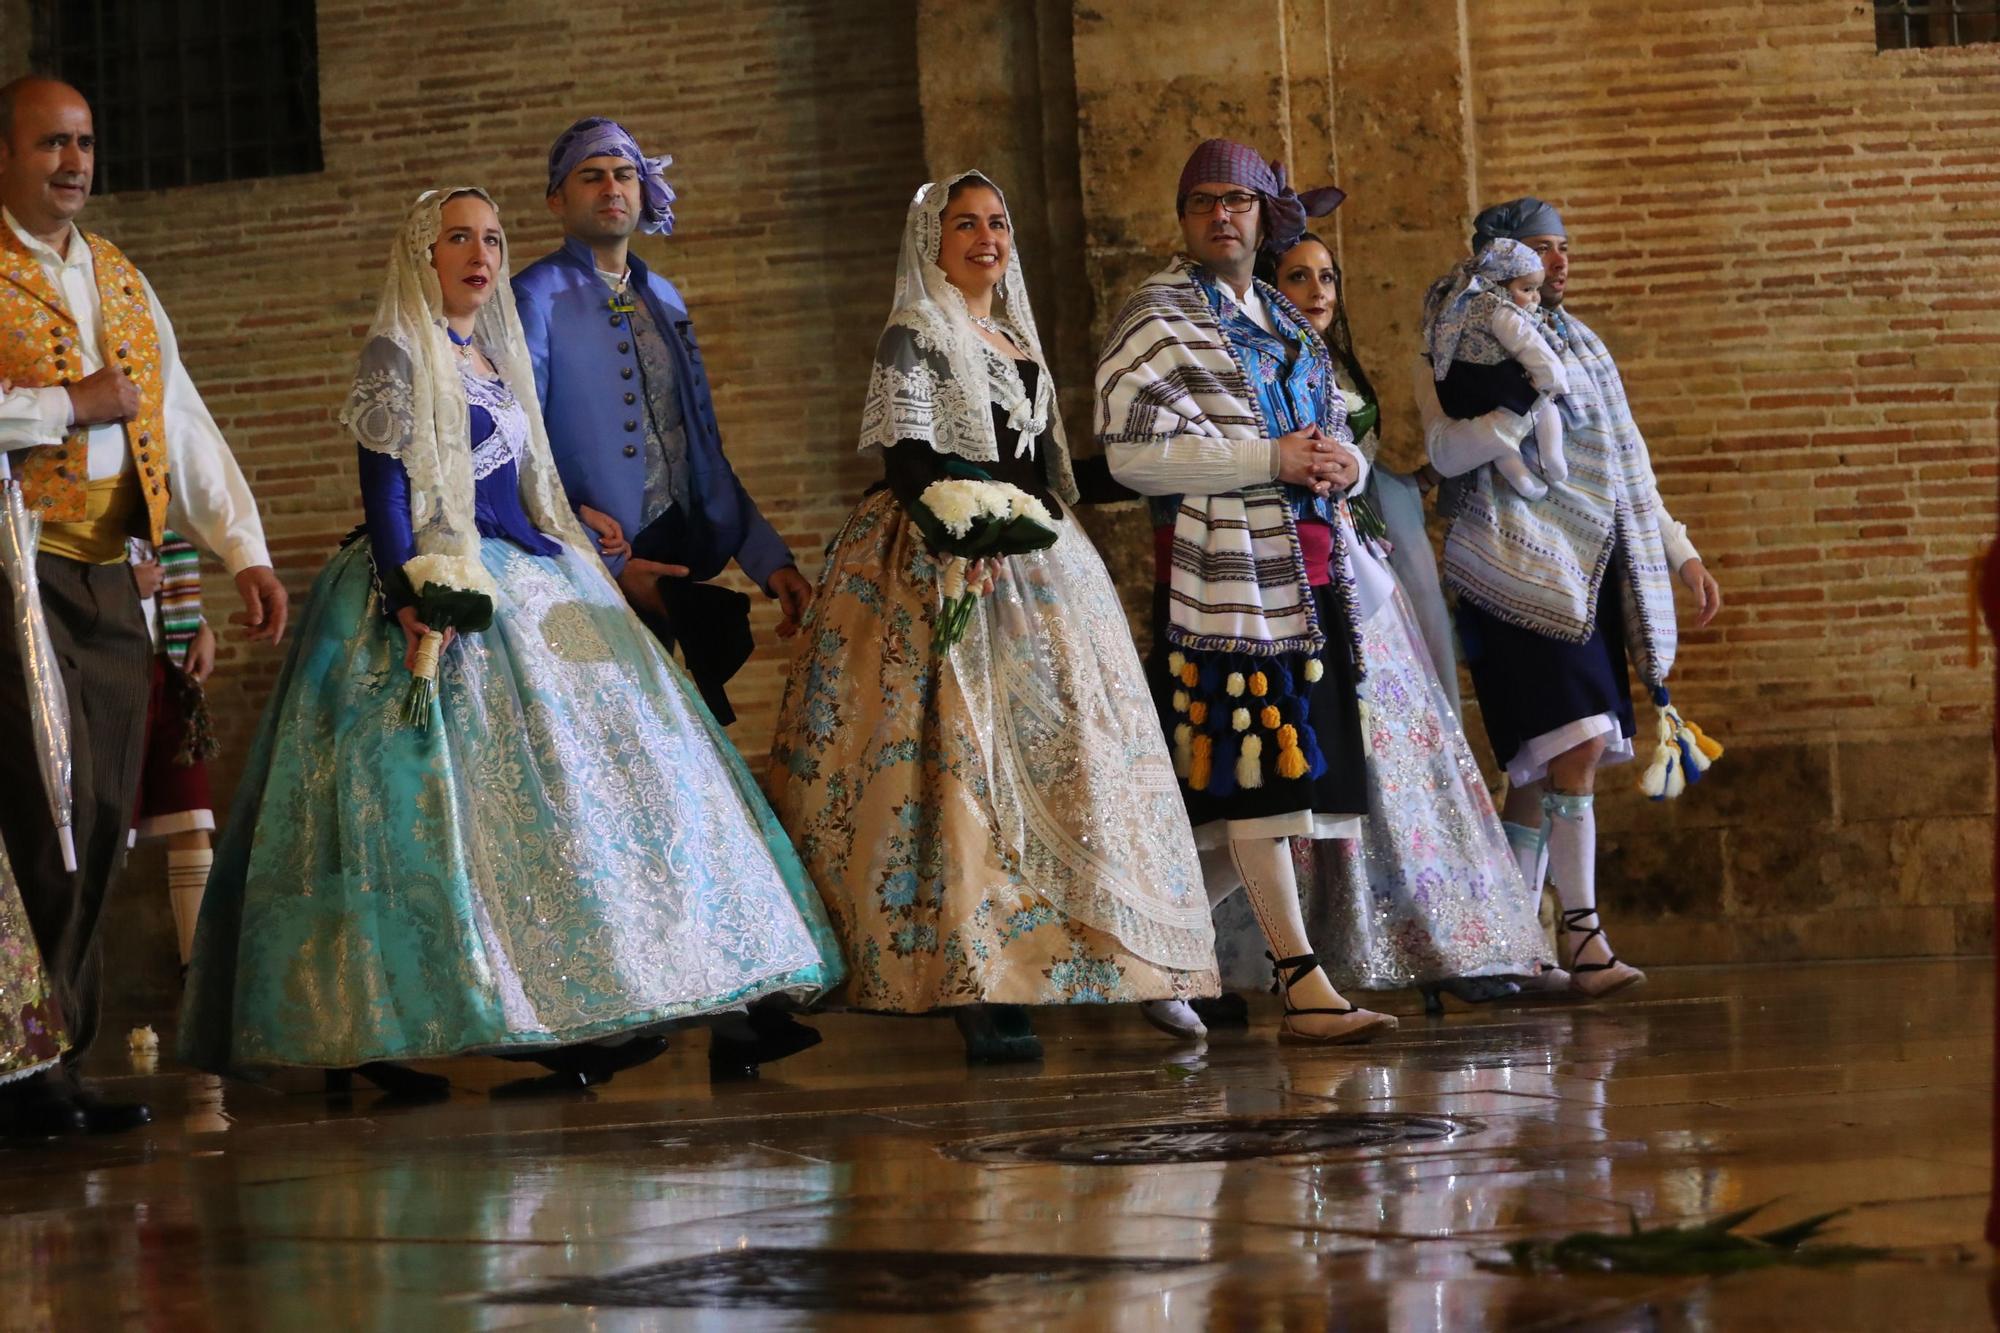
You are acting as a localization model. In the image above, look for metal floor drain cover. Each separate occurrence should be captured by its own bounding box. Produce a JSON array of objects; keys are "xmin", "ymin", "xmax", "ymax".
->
[
  {"xmin": 945, "ymin": 1112, "xmax": 1477, "ymax": 1164},
  {"xmin": 492, "ymin": 1247, "xmax": 1196, "ymax": 1312}
]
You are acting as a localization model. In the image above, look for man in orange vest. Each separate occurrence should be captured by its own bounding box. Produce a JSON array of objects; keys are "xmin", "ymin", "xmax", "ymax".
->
[{"xmin": 0, "ymin": 77, "xmax": 285, "ymax": 1138}]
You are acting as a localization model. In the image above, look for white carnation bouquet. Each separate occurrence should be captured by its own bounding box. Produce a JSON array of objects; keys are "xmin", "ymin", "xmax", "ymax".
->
[
  {"xmin": 398, "ymin": 553, "xmax": 496, "ymax": 731},
  {"xmin": 907, "ymin": 468, "xmax": 1059, "ymax": 650}
]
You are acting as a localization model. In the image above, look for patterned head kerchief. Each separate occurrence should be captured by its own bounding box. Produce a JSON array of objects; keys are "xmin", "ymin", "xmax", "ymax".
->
[
  {"xmin": 545, "ymin": 117, "xmax": 677, "ymax": 235},
  {"xmin": 1175, "ymin": 138, "xmax": 1345, "ymax": 255},
  {"xmin": 1422, "ymin": 238, "xmax": 1545, "ymax": 380},
  {"xmin": 1472, "ymin": 196, "xmax": 1565, "ymax": 252}
]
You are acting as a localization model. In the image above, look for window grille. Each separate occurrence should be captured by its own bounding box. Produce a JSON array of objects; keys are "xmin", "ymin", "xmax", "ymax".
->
[
  {"xmin": 27, "ymin": 0, "xmax": 322, "ymax": 194},
  {"xmin": 1875, "ymin": 0, "xmax": 2000, "ymax": 49}
]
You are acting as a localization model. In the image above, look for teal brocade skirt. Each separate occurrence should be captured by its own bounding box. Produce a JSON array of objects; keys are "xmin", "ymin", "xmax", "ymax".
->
[{"xmin": 179, "ymin": 538, "xmax": 842, "ymax": 1071}]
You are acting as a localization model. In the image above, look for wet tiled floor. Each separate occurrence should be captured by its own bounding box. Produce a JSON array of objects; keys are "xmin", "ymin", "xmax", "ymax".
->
[{"xmin": 1, "ymin": 959, "xmax": 1992, "ymax": 1330}]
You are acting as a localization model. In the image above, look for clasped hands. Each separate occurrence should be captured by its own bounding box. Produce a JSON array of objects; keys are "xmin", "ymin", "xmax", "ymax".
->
[
  {"xmin": 577, "ymin": 504, "xmax": 814, "ymax": 637},
  {"xmin": 1276, "ymin": 425, "xmax": 1359, "ymax": 496}
]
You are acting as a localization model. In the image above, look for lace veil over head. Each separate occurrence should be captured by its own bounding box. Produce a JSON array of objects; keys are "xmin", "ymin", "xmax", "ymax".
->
[
  {"xmin": 857, "ymin": 170, "xmax": 1077, "ymax": 504},
  {"xmin": 340, "ymin": 187, "xmax": 589, "ymax": 590}
]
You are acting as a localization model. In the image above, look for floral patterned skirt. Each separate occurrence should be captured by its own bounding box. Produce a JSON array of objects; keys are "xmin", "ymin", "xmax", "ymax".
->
[
  {"xmin": 1213, "ymin": 576, "xmax": 1551, "ymax": 991},
  {"xmin": 0, "ymin": 840, "xmax": 66, "ymax": 1087},
  {"xmin": 179, "ymin": 538, "xmax": 844, "ymax": 1072},
  {"xmin": 769, "ymin": 489, "xmax": 1217, "ymax": 1012}
]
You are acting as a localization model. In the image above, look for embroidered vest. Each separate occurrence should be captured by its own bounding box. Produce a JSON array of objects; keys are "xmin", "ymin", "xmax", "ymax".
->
[{"xmin": 0, "ymin": 226, "xmax": 170, "ymax": 543}]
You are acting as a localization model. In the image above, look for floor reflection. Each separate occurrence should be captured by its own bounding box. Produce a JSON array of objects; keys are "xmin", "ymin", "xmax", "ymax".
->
[{"xmin": 0, "ymin": 959, "xmax": 1990, "ymax": 1330}]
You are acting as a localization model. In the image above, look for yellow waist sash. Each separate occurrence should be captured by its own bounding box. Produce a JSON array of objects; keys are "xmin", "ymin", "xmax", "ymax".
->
[{"xmin": 39, "ymin": 472, "xmax": 144, "ymax": 565}]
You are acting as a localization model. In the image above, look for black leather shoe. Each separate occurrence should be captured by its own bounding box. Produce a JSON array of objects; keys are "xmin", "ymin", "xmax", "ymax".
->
[
  {"xmin": 68, "ymin": 1089, "xmax": 152, "ymax": 1135},
  {"xmin": 526, "ymin": 1035, "xmax": 671, "ymax": 1087},
  {"xmin": 709, "ymin": 1010, "xmax": 822, "ymax": 1082},
  {"xmin": 0, "ymin": 1075, "xmax": 87, "ymax": 1138}
]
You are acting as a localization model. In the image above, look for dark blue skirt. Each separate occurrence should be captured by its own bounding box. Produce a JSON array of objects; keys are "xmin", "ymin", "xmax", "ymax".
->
[
  {"xmin": 1149, "ymin": 581, "xmax": 1368, "ymax": 827},
  {"xmin": 1456, "ymin": 554, "xmax": 1635, "ymax": 771}
]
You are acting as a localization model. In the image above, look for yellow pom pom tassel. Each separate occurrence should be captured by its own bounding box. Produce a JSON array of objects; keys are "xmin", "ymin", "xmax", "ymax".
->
[
  {"xmin": 1180, "ymin": 662, "xmax": 1199, "ymax": 687},
  {"xmin": 1303, "ymin": 658, "xmax": 1324, "ymax": 683},
  {"xmin": 1248, "ymin": 671, "xmax": 1268, "ymax": 698},
  {"xmin": 1190, "ymin": 733, "xmax": 1214, "ymax": 791},
  {"xmin": 1172, "ymin": 689, "xmax": 1189, "ymax": 714},
  {"xmin": 1237, "ymin": 733, "xmax": 1264, "ymax": 789},
  {"xmin": 1172, "ymin": 722, "xmax": 1193, "ymax": 779},
  {"xmin": 1686, "ymin": 719, "xmax": 1724, "ymax": 762},
  {"xmin": 1188, "ymin": 700, "xmax": 1208, "ymax": 726},
  {"xmin": 1167, "ymin": 651, "xmax": 1186, "ymax": 677},
  {"xmin": 1225, "ymin": 672, "xmax": 1245, "ymax": 697},
  {"xmin": 1231, "ymin": 707, "xmax": 1251, "ymax": 732},
  {"xmin": 1276, "ymin": 724, "xmax": 1298, "ymax": 752},
  {"xmin": 1259, "ymin": 705, "xmax": 1281, "ymax": 730},
  {"xmin": 1276, "ymin": 746, "xmax": 1307, "ymax": 780}
]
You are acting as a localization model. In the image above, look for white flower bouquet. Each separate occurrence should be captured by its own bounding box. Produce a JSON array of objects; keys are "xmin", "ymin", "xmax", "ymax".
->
[
  {"xmin": 399, "ymin": 554, "xmax": 496, "ymax": 731},
  {"xmin": 907, "ymin": 468, "xmax": 1059, "ymax": 651}
]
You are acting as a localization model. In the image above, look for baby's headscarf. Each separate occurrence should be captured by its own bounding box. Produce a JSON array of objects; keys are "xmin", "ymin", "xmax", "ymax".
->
[
  {"xmin": 1423, "ymin": 237, "xmax": 1545, "ymax": 380},
  {"xmin": 1175, "ymin": 137, "xmax": 1345, "ymax": 255},
  {"xmin": 545, "ymin": 117, "xmax": 678, "ymax": 235}
]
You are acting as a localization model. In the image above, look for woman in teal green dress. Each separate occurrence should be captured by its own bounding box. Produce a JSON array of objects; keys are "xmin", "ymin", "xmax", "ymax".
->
[{"xmin": 178, "ymin": 189, "xmax": 842, "ymax": 1089}]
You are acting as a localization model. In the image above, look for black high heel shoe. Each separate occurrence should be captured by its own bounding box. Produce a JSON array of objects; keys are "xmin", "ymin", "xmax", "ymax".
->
[
  {"xmin": 324, "ymin": 1062, "xmax": 451, "ymax": 1101},
  {"xmin": 1267, "ymin": 952, "xmax": 1396, "ymax": 1045},
  {"xmin": 1417, "ymin": 975, "xmax": 1523, "ymax": 1016}
]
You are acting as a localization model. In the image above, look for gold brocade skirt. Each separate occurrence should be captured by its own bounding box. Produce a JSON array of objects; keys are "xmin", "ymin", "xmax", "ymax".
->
[{"xmin": 768, "ymin": 489, "xmax": 1217, "ymax": 1012}]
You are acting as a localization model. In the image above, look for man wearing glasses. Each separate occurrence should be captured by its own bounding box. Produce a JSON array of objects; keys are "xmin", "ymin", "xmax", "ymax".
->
[{"xmin": 1092, "ymin": 139, "xmax": 1398, "ymax": 1046}]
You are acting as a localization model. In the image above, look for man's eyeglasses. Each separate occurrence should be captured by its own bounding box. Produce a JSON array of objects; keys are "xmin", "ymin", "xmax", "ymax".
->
[{"xmin": 1183, "ymin": 190, "xmax": 1260, "ymax": 217}]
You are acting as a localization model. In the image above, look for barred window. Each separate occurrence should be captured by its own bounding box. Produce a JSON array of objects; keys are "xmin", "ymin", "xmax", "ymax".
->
[
  {"xmin": 27, "ymin": 0, "xmax": 322, "ymax": 194},
  {"xmin": 1875, "ymin": 0, "xmax": 2000, "ymax": 49}
]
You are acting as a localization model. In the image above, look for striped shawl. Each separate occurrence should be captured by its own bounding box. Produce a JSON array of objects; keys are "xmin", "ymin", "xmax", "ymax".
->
[{"xmin": 1095, "ymin": 258, "xmax": 1360, "ymax": 667}]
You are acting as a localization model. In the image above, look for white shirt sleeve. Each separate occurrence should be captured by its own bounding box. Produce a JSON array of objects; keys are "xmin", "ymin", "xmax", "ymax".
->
[
  {"xmin": 1489, "ymin": 304, "xmax": 1569, "ymax": 396},
  {"xmin": 145, "ymin": 275, "xmax": 272, "ymax": 573},
  {"xmin": 0, "ymin": 386, "xmax": 71, "ymax": 453},
  {"xmin": 1339, "ymin": 437, "xmax": 1370, "ymax": 496},
  {"xmin": 1412, "ymin": 352, "xmax": 1537, "ymax": 478},
  {"xmin": 1105, "ymin": 435, "xmax": 1280, "ymax": 497},
  {"xmin": 1657, "ymin": 502, "xmax": 1699, "ymax": 572}
]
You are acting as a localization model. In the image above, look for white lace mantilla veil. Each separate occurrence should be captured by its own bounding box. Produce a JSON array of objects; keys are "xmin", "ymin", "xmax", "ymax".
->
[
  {"xmin": 856, "ymin": 170, "xmax": 1078, "ymax": 505},
  {"xmin": 340, "ymin": 187, "xmax": 591, "ymax": 591}
]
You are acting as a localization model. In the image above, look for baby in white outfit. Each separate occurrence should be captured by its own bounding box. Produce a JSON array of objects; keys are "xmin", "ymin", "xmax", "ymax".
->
[{"xmin": 1423, "ymin": 238, "xmax": 1568, "ymax": 499}]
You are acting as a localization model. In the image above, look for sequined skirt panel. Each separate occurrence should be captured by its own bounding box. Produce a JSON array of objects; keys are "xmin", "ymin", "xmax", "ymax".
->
[
  {"xmin": 0, "ymin": 840, "xmax": 66, "ymax": 1086},
  {"xmin": 769, "ymin": 489, "xmax": 1216, "ymax": 1012},
  {"xmin": 179, "ymin": 539, "xmax": 843, "ymax": 1071},
  {"xmin": 1214, "ymin": 584, "xmax": 1550, "ymax": 990}
]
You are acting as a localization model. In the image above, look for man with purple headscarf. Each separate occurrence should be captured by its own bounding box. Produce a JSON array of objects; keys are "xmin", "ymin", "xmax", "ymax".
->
[
  {"xmin": 1093, "ymin": 137, "xmax": 1396, "ymax": 1047},
  {"xmin": 513, "ymin": 117, "xmax": 821, "ymax": 1081},
  {"xmin": 514, "ymin": 117, "xmax": 812, "ymax": 708}
]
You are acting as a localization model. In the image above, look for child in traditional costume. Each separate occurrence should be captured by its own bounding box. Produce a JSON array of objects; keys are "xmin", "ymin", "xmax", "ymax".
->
[{"xmin": 1425, "ymin": 238, "xmax": 1569, "ymax": 500}]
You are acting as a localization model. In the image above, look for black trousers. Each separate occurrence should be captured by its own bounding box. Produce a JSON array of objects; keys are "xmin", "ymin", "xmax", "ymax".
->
[{"xmin": 0, "ymin": 555, "xmax": 152, "ymax": 1081}]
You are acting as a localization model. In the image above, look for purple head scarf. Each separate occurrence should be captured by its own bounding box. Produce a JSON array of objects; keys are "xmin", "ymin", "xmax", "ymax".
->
[
  {"xmin": 545, "ymin": 117, "xmax": 678, "ymax": 236},
  {"xmin": 1175, "ymin": 138, "xmax": 1346, "ymax": 254}
]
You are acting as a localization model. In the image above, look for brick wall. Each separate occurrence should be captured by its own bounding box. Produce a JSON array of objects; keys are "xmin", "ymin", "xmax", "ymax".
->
[
  {"xmin": 1, "ymin": 0, "xmax": 922, "ymax": 790},
  {"xmin": 1, "ymin": 0, "xmax": 925, "ymax": 1010},
  {"xmin": 1466, "ymin": 0, "xmax": 1997, "ymax": 960}
]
